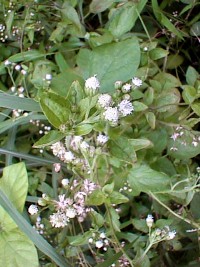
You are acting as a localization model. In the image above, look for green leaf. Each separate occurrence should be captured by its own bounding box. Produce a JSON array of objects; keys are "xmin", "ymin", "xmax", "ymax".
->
[
  {"xmin": 190, "ymin": 21, "xmax": 200, "ymax": 36},
  {"xmin": 153, "ymin": 73, "xmax": 181, "ymax": 90},
  {"xmin": 129, "ymin": 138, "xmax": 153, "ymax": 151},
  {"xmin": 86, "ymin": 189, "xmax": 105, "ymax": 206},
  {"xmin": 0, "ymin": 93, "xmax": 41, "ymax": 112},
  {"xmin": 89, "ymin": 0, "xmax": 114, "ymax": 13},
  {"xmin": 107, "ymin": 4, "xmax": 137, "ymax": 38},
  {"xmin": 77, "ymin": 38, "xmax": 140, "ymax": 93},
  {"xmin": 186, "ymin": 66, "xmax": 199, "ymax": 86},
  {"xmin": 128, "ymin": 164, "xmax": 170, "ymax": 196},
  {"xmin": 74, "ymin": 124, "xmax": 93, "ymax": 135},
  {"xmin": 33, "ymin": 130, "xmax": 66, "ymax": 148},
  {"xmin": 149, "ymin": 48, "xmax": 168, "ymax": 60},
  {"xmin": 165, "ymin": 54, "xmax": 184, "ymax": 69},
  {"xmin": 133, "ymin": 101, "xmax": 148, "ymax": 112},
  {"xmin": 0, "ymin": 190, "xmax": 68, "ymax": 267},
  {"xmin": 145, "ymin": 112, "xmax": 156, "ymax": 129},
  {"xmin": 182, "ymin": 85, "xmax": 197, "ymax": 104},
  {"xmin": 0, "ymin": 163, "xmax": 39, "ymax": 267},
  {"xmin": 109, "ymin": 136, "xmax": 137, "ymax": 164},
  {"xmin": 8, "ymin": 50, "xmax": 45, "ymax": 63},
  {"xmin": 191, "ymin": 102, "xmax": 200, "ymax": 116},
  {"xmin": 168, "ymin": 130, "xmax": 200, "ymax": 159},
  {"xmin": 110, "ymin": 191, "xmax": 129, "ymax": 205},
  {"xmin": 39, "ymin": 92, "xmax": 71, "ymax": 128},
  {"xmin": 107, "ymin": 207, "xmax": 120, "ymax": 232}
]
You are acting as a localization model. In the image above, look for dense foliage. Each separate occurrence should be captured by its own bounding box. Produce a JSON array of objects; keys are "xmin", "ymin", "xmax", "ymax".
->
[{"xmin": 0, "ymin": 1, "xmax": 200, "ymax": 266}]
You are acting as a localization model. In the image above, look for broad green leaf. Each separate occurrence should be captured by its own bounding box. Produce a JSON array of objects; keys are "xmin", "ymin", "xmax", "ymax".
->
[
  {"xmin": 186, "ymin": 66, "xmax": 199, "ymax": 86},
  {"xmin": 145, "ymin": 112, "xmax": 155, "ymax": 129},
  {"xmin": 182, "ymin": 85, "xmax": 197, "ymax": 104},
  {"xmin": 133, "ymin": 101, "xmax": 148, "ymax": 112},
  {"xmin": 90, "ymin": 210, "xmax": 104, "ymax": 228},
  {"xmin": 109, "ymin": 136, "xmax": 137, "ymax": 164},
  {"xmin": 0, "ymin": 93, "xmax": 41, "ymax": 112},
  {"xmin": 168, "ymin": 130, "xmax": 200, "ymax": 159},
  {"xmin": 0, "ymin": 162, "xmax": 28, "ymax": 212},
  {"xmin": 149, "ymin": 48, "xmax": 168, "ymax": 60},
  {"xmin": 191, "ymin": 102, "xmax": 200, "ymax": 116},
  {"xmin": 129, "ymin": 138, "xmax": 153, "ymax": 151},
  {"xmin": 55, "ymin": 52, "xmax": 70, "ymax": 72},
  {"xmin": 0, "ymin": 228, "xmax": 39, "ymax": 267},
  {"xmin": 89, "ymin": 0, "xmax": 114, "ymax": 13},
  {"xmin": 39, "ymin": 92, "xmax": 71, "ymax": 128},
  {"xmin": 51, "ymin": 70, "xmax": 84, "ymax": 97},
  {"xmin": 128, "ymin": 164, "xmax": 170, "ymax": 196},
  {"xmin": 8, "ymin": 50, "xmax": 45, "ymax": 63},
  {"xmin": 165, "ymin": 54, "xmax": 184, "ymax": 69},
  {"xmin": 154, "ymin": 88, "xmax": 181, "ymax": 113},
  {"xmin": 68, "ymin": 231, "xmax": 93, "ymax": 246},
  {"xmin": 107, "ymin": 4, "xmax": 137, "ymax": 38},
  {"xmin": 74, "ymin": 124, "xmax": 93, "ymax": 135},
  {"xmin": 86, "ymin": 189, "xmax": 105, "ymax": 206},
  {"xmin": 154, "ymin": 73, "xmax": 181, "ymax": 90},
  {"xmin": 190, "ymin": 21, "xmax": 200, "ymax": 36},
  {"xmin": 110, "ymin": 191, "xmax": 129, "ymax": 205},
  {"xmin": 0, "ymin": 190, "xmax": 68, "ymax": 267},
  {"xmin": 106, "ymin": 207, "xmax": 120, "ymax": 232},
  {"xmin": 77, "ymin": 38, "xmax": 140, "ymax": 92},
  {"xmin": 33, "ymin": 130, "xmax": 66, "ymax": 148},
  {"xmin": 0, "ymin": 163, "xmax": 39, "ymax": 267}
]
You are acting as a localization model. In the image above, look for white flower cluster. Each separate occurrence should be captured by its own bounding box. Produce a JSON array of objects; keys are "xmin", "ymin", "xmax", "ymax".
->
[
  {"xmin": 49, "ymin": 179, "xmax": 98, "ymax": 228},
  {"xmin": 85, "ymin": 75, "xmax": 100, "ymax": 96},
  {"xmin": 88, "ymin": 232, "xmax": 109, "ymax": 251}
]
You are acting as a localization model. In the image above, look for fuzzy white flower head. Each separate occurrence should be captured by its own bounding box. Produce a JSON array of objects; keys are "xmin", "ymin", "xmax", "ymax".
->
[
  {"xmin": 49, "ymin": 211, "xmax": 69, "ymax": 228},
  {"xmin": 45, "ymin": 74, "xmax": 52, "ymax": 80},
  {"xmin": 63, "ymin": 151, "xmax": 75, "ymax": 162},
  {"xmin": 97, "ymin": 134, "xmax": 109, "ymax": 145},
  {"xmin": 95, "ymin": 240, "xmax": 104, "ymax": 248},
  {"xmin": 85, "ymin": 75, "xmax": 100, "ymax": 95},
  {"xmin": 66, "ymin": 207, "xmax": 77, "ymax": 218},
  {"xmin": 80, "ymin": 141, "xmax": 90, "ymax": 151},
  {"xmin": 146, "ymin": 214, "xmax": 154, "ymax": 228},
  {"xmin": 118, "ymin": 100, "xmax": 134, "ymax": 117},
  {"xmin": 103, "ymin": 107, "xmax": 119, "ymax": 124},
  {"xmin": 28, "ymin": 204, "xmax": 38, "ymax": 215},
  {"xmin": 167, "ymin": 230, "xmax": 176, "ymax": 240},
  {"xmin": 122, "ymin": 83, "xmax": 132, "ymax": 92},
  {"xmin": 132, "ymin": 77, "xmax": 142, "ymax": 87},
  {"xmin": 61, "ymin": 178, "xmax": 70, "ymax": 187},
  {"xmin": 98, "ymin": 94, "xmax": 112, "ymax": 108},
  {"xmin": 4, "ymin": 60, "xmax": 11, "ymax": 66}
]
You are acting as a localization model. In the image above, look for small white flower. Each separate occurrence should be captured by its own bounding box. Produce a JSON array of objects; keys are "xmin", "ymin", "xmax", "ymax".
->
[
  {"xmin": 4, "ymin": 60, "xmax": 11, "ymax": 66},
  {"xmin": 66, "ymin": 208, "xmax": 77, "ymax": 218},
  {"xmin": 45, "ymin": 74, "xmax": 52, "ymax": 80},
  {"xmin": 28, "ymin": 204, "xmax": 38, "ymax": 215},
  {"xmin": 132, "ymin": 77, "xmax": 142, "ymax": 87},
  {"xmin": 97, "ymin": 134, "xmax": 109, "ymax": 145},
  {"xmin": 115, "ymin": 80, "xmax": 122, "ymax": 89},
  {"xmin": 80, "ymin": 141, "xmax": 90, "ymax": 150},
  {"xmin": 122, "ymin": 83, "xmax": 132, "ymax": 92},
  {"xmin": 95, "ymin": 240, "xmax": 104, "ymax": 248},
  {"xmin": 170, "ymin": 132, "xmax": 179, "ymax": 141},
  {"xmin": 63, "ymin": 151, "xmax": 75, "ymax": 162},
  {"xmin": 88, "ymin": 238, "xmax": 93, "ymax": 243},
  {"xmin": 192, "ymin": 141, "xmax": 198, "ymax": 147},
  {"xmin": 118, "ymin": 100, "xmax": 134, "ymax": 116},
  {"xmin": 146, "ymin": 214, "xmax": 154, "ymax": 228},
  {"xmin": 85, "ymin": 75, "xmax": 100, "ymax": 95},
  {"xmin": 61, "ymin": 178, "xmax": 70, "ymax": 186},
  {"xmin": 49, "ymin": 211, "xmax": 69, "ymax": 228},
  {"xmin": 21, "ymin": 69, "xmax": 27, "ymax": 75},
  {"xmin": 15, "ymin": 64, "xmax": 21, "ymax": 71},
  {"xmin": 167, "ymin": 230, "xmax": 176, "ymax": 240},
  {"xmin": 100, "ymin": 232, "xmax": 106, "ymax": 239},
  {"xmin": 98, "ymin": 94, "xmax": 112, "ymax": 108},
  {"xmin": 143, "ymin": 47, "xmax": 148, "ymax": 51},
  {"xmin": 103, "ymin": 107, "xmax": 119, "ymax": 124}
]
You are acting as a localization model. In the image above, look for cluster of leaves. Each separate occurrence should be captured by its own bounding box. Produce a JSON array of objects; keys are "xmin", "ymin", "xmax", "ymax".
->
[{"xmin": 0, "ymin": 0, "xmax": 200, "ymax": 267}]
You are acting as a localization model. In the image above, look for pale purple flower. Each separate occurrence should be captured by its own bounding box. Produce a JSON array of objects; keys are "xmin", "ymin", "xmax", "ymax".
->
[
  {"xmin": 63, "ymin": 151, "xmax": 75, "ymax": 162},
  {"xmin": 122, "ymin": 83, "xmax": 132, "ymax": 92},
  {"xmin": 85, "ymin": 75, "xmax": 100, "ymax": 95},
  {"xmin": 118, "ymin": 100, "xmax": 134, "ymax": 116},
  {"xmin": 49, "ymin": 211, "xmax": 69, "ymax": 228},
  {"xmin": 132, "ymin": 77, "xmax": 142, "ymax": 87},
  {"xmin": 103, "ymin": 107, "xmax": 119, "ymax": 123},
  {"xmin": 98, "ymin": 94, "xmax": 112, "ymax": 108}
]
